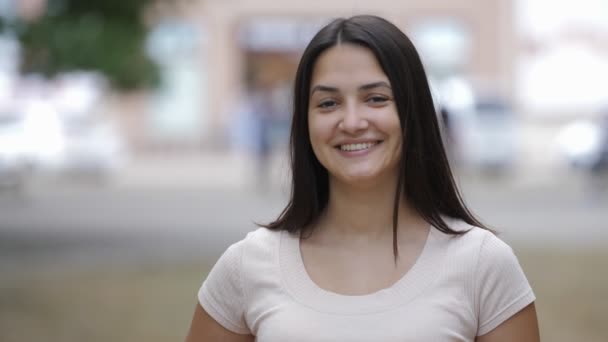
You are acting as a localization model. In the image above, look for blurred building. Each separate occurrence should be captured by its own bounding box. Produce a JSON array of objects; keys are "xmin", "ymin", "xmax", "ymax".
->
[
  {"xmin": 180, "ymin": 0, "xmax": 606, "ymax": 176},
  {"xmin": 3, "ymin": 0, "xmax": 520, "ymax": 154},
  {"xmin": 7, "ymin": 0, "xmax": 607, "ymax": 176},
  {"xmin": 191, "ymin": 0, "xmax": 516, "ymax": 147}
]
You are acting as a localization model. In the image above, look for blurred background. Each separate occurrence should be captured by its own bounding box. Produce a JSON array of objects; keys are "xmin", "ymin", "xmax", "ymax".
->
[{"xmin": 0, "ymin": 0, "xmax": 606, "ymax": 341}]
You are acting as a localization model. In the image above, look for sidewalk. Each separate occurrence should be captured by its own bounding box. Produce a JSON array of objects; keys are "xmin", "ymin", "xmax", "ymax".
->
[
  {"xmin": 113, "ymin": 150, "xmax": 579, "ymax": 192},
  {"xmin": 114, "ymin": 151, "xmax": 290, "ymax": 190}
]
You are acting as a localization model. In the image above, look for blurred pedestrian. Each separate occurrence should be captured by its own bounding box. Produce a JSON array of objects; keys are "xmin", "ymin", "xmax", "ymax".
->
[
  {"xmin": 187, "ymin": 15, "xmax": 539, "ymax": 342},
  {"xmin": 229, "ymin": 77, "xmax": 279, "ymax": 190}
]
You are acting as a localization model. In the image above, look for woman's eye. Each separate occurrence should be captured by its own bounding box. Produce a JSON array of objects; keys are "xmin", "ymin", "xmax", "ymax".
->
[
  {"xmin": 318, "ymin": 100, "xmax": 337, "ymax": 108},
  {"xmin": 367, "ymin": 96, "xmax": 389, "ymax": 104}
]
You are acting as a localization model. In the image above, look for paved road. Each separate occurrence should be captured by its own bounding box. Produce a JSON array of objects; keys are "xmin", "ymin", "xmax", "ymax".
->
[
  {"xmin": 0, "ymin": 181, "xmax": 287, "ymax": 272},
  {"xmin": 1, "ymin": 176, "xmax": 607, "ymax": 273}
]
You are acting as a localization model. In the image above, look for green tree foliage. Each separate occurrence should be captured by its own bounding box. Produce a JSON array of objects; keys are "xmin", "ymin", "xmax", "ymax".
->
[{"xmin": 1, "ymin": 0, "xmax": 160, "ymax": 91}]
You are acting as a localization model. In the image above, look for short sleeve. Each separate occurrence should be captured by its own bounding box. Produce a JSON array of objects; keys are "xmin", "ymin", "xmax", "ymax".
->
[
  {"xmin": 198, "ymin": 242, "xmax": 250, "ymax": 334},
  {"xmin": 475, "ymin": 233, "xmax": 536, "ymax": 336}
]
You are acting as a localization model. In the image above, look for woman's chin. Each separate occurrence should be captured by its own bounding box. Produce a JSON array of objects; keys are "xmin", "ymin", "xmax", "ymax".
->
[{"xmin": 333, "ymin": 171, "xmax": 386, "ymax": 187}]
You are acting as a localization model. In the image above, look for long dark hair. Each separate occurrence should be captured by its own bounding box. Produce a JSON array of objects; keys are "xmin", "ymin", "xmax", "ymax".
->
[{"xmin": 261, "ymin": 15, "xmax": 486, "ymax": 257}]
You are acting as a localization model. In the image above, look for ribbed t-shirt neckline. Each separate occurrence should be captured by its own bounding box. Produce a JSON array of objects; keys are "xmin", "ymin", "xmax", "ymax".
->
[{"xmin": 279, "ymin": 226, "xmax": 447, "ymax": 315}]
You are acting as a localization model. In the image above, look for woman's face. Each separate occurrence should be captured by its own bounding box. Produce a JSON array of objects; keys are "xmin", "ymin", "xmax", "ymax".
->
[{"xmin": 308, "ymin": 43, "xmax": 402, "ymax": 187}]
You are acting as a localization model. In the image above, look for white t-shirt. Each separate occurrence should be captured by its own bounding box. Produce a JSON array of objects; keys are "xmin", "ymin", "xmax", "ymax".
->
[{"xmin": 198, "ymin": 222, "xmax": 535, "ymax": 341}]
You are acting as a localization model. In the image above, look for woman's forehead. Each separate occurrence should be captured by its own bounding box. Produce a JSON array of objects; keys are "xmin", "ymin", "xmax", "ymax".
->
[{"xmin": 310, "ymin": 44, "xmax": 389, "ymax": 90}]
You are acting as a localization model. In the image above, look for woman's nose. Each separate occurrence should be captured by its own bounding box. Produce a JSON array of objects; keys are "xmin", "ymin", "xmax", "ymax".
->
[{"xmin": 339, "ymin": 103, "xmax": 369, "ymax": 133}]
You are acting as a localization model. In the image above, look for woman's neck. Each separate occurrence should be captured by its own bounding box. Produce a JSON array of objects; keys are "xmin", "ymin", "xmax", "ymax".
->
[{"xmin": 316, "ymin": 176, "xmax": 423, "ymax": 242}]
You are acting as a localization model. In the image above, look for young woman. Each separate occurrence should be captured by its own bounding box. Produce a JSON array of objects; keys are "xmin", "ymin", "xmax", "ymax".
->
[{"xmin": 186, "ymin": 15, "xmax": 539, "ymax": 342}]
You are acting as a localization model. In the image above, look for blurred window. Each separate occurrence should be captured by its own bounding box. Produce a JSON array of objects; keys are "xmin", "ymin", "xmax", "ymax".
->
[
  {"xmin": 238, "ymin": 18, "xmax": 328, "ymax": 52},
  {"xmin": 410, "ymin": 19, "xmax": 472, "ymax": 75}
]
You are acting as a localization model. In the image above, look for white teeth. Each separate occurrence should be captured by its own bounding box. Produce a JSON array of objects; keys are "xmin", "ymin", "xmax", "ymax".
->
[{"xmin": 340, "ymin": 142, "xmax": 377, "ymax": 151}]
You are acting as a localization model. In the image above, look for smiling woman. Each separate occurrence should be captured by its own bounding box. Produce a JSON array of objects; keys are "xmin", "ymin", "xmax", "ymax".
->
[
  {"xmin": 186, "ymin": 15, "xmax": 539, "ymax": 342},
  {"xmin": 308, "ymin": 44, "xmax": 402, "ymax": 188}
]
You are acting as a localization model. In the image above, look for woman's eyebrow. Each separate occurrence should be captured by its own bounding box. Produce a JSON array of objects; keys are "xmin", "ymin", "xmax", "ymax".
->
[
  {"xmin": 359, "ymin": 81, "xmax": 392, "ymax": 91},
  {"xmin": 310, "ymin": 81, "xmax": 392, "ymax": 95},
  {"xmin": 310, "ymin": 85, "xmax": 338, "ymax": 95}
]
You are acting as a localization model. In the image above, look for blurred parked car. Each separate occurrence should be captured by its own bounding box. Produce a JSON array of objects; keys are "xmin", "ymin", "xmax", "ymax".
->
[
  {"xmin": 465, "ymin": 98, "xmax": 517, "ymax": 172},
  {"xmin": 54, "ymin": 115, "xmax": 127, "ymax": 181},
  {"xmin": 436, "ymin": 77, "xmax": 517, "ymax": 174},
  {"xmin": 446, "ymin": 96, "xmax": 517, "ymax": 174},
  {"xmin": 0, "ymin": 112, "xmax": 33, "ymax": 190},
  {"xmin": 14, "ymin": 73, "xmax": 127, "ymax": 184},
  {"xmin": 556, "ymin": 116, "xmax": 608, "ymax": 174}
]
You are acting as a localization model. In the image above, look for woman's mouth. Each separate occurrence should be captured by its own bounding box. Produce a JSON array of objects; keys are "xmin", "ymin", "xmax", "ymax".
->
[{"xmin": 337, "ymin": 141, "xmax": 382, "ymax": 152}]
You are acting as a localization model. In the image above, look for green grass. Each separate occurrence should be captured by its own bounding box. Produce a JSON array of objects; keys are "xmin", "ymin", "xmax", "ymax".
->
[{"xmin": 1, "ymin": 247, "xmax": 606, "ymax": 341}]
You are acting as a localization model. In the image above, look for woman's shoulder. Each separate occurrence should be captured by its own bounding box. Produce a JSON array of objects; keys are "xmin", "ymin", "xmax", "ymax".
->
[
  {"xmin": 224, "ymin": 227, "xmax": 283, "ymax": 260},
  {"xmin": 209, "ymin": 227, "xmax": 282, "ymax": 282},
  {"xmin": 434, "ymin": 218, "xmax": 509, "ymax": 260},
  {"xmin": 240, "ymin": 226, "xmax": 283, "ymax": 247}
]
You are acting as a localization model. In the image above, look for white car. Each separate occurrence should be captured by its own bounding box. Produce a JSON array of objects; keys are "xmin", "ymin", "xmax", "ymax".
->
[
  {"xmin": 55, "ymin": 116, "xmax": 127, "ymax": 180},
  {"xmin": 464, "ymin": 98, "xmax": 516, "ymax": 171},
  {"xmin": 0, "ymin": 112, "xmax": 33, "ymax": 189},
  {"xmin": 556, "ymin": 118, "xmax": 608, "ymax": 173}
]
